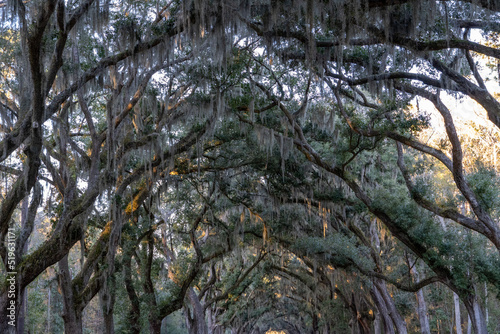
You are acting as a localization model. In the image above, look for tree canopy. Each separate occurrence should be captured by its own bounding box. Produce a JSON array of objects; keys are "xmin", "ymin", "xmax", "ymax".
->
[{"xmin": 1, "ymin": 0, "xmax": 500, "ymax": 333}]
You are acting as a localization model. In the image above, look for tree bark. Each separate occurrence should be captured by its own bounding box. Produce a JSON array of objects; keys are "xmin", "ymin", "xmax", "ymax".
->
[
  {"xmin": 123, "ymin": 249, "xmax": 140, "ymax": 334},
  {"xmin": 373, "ymin": 311, "xmax": 382, "ymax": 334},
  {"xmin": 186, "ymin": 288, "xmax": 208, "ymax": 334},
  {"xmin": 144, "ymin": 239, "xmax": 162, "ymax": 334},
  {"xmin": 374, "ymin": 279, "xmax": 407, "ymax": 334},
  {"xmin": 370, "ymin": 284, "xmax": 395, "ymax": 334},
  {"xmin": 411, "ymin": 264, "xmax": 431, "ymax": 334},
  {"xmin": 454, "ymin": 293, "xmax": 463, "ymax": 334},
  {"xmin": 59, "ymin": 255, "xmax": 83, "ymax": 334},
  {"xmin": 99, "ymin": 277, "xmax": 115, "ymax": 334},
  {"xmin": 462, "ymin": 294, "xmax": 487, "ymax": 334},
  {"xmin": 484, "ymin": 283, "xmax": 489, "ymax": 328}
]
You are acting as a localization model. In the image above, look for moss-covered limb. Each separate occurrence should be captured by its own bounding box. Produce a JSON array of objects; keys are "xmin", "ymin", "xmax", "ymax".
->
[
  {"xmin": 0, "ymin": 18, "xmax": 181, "ymax": 167},
  {"xmin": 157, "ymin": 249, "xmax": 204, "ymax": 320},
  {"xmin": 12, "ymin": 221, "xmax": 83, "ymax": 292},
  {"xmin": 368, "ymin": 0, "xmax": 499, "ymax": 11},
  {"xmin": 204, "ymin": 251, "xmax": 266, "ymax": 310},
  {"xmin": 1, "ymin": 175, "xmax": 101, "ymax": 293},
  {"xmin": 430, "ymin": 57, "xmax": 500, "ymax": 129},
  {"xmin": 296, "ymin": 255, "xmax": 375, "ymax": 332},
  {"xmin": 15, "ymin": 182, "xmax": 42, "ymax": 262},
  {"xmin": 0, "ymin": 174, "xmax": 27, "ymax": 261},
  {"xmin": 155, "ymin": 206, "xmax": 215, "ymax": 322},
  {"xmin": 71, "ymin": 177, "xmax": 162, "ymax": 313},
  {"xmin": 326, "ymin": 69, "xmax": 445, "ymax": 92},
  {"xmin": 71, "ymin": 221, "xmax": 113, "ymax": 295},
  {"xmin": 72, "ymin": 264, "xmax": 105, "ymax": 314},
  {"xmin": 395, "ymin": 142, "xmax": 490, "ymax": 235},
  {"xmin": 367, "ymin": 25, "xmax": 500, "ymax": 59},
  {"xmin": 115, "ymin": 118, "xmax": 213, "ymax": 196},
  {"xmin": 44, "ymin": 0, "xmax": 96, "ymax": 97},
  {"xmin": 72, "ymin": 217, "xmax": 150, "ymax": 316}
]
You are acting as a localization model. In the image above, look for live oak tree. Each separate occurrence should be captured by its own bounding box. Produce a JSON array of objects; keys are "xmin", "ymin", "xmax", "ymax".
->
[{"xmin": 1, "ymin": 0, "xmax": 500, "ymax": 333}]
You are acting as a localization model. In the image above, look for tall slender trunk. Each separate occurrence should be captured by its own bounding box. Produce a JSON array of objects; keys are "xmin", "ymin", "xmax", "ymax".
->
[
  {"xmin": 453, "ymin": 293, "xmax": 463, "ymax": 334},
  {"xmin": 59, "ymin": 255, "xmax": 83, "ymax": 334},
  {"xmin": 484, "ymin": 283, "xmax": 488, "ymax": 328},
  {"xmin": 99, "ymin": 276, "xmax": 115, "ymax": 334},
  {"xmin": 123, "ymin": 250, "xmax": 140, "ymax": 334},
  {"xmin": 411, "ymin": 264, "xmax": 430, "ymax": 334},
  {"xmin": 415, "ymin": 287, "xmax": 430, "ymax": 334},
  {"xmin": 207, "ymin": 306, "xmax": 214, "ymax": 334},
  {"xmin": 47, "ymin": 287, "xmax": 51, "ymax": 333},
  {"xmin": 144, "ymin": 235, "xmax": 161, "ymax": 334},
  {"xmin": 14, "ymin": 287, "xmax": 27, "ymax": 334}
]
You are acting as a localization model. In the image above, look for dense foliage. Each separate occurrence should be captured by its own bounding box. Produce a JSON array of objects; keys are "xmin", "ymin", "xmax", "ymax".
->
[{"xmin": 1, "ymin": 0, "xmax": 500, "ymax": 333}]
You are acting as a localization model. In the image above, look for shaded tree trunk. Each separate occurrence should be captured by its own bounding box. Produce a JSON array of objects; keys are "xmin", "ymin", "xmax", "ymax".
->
[
  {"xmin": 373, "ymin": 311, "xmax": 382, "ymax": 334},
  {"xmin": 454, "ymin": 292, "xmax": 463, "ymax": 334},
  {"xmin": 123, "ymin": 249, "xmax": 140, "ymax": 334},
  {"xmin": 411, "ymin": 264, "xmax": 430, "ymax": 334},
  {"xmin": 374, "ymin": 279, "xmax": 407, "ymax": 334},
  {"xmin": 371, "ymin": 285, "xmax": 395, "ymax": 334},
  {"xmin": 16, "ymin": 286, "xmax": 26, "ymax": 334},
  {"xmin": 462, "ymin": 294, "xmax": 487, "ymax": 334},
  {"xmin": 186, "ymin": 288, "xmax": 208, "ymax": 334},
  {"xmin": 59, "ymin": 255, "xmax": 83, "ymax": 334},
  {"xmin": 144, "ymin": 235, "xmax": 161, "ymax": 334},
  {"xmin": 16, "ymin": 199, "xmax": 29, "ymax": 334},
  {"xmin": 484, "ymin": 283, "xmax": 488, "ymax": 328},
  {"xmin": 99, "ymin": 276, "xmax": 115, "ymax": 334}
]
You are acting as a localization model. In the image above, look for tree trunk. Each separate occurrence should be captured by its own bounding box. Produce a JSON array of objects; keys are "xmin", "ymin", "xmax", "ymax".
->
[
  {"xmin": 415, "ymin": 287, "xmax": 430, "ymax": 334},
  {"xmin": 123, "ymin": 250, "xmax": 140, "ymax": 334},
  {"xmin": 143, "ymin": 236, "xmax": 162, "ymax": 334},
  {"xmin": 312, "ymin": 309, "xmax": 319, "ymax": 334},
  {"xmin": 207, "ymin": 305, "xmax": 214, "ymax": 334},
  {"xmin": 484, "ymin": 283, "xmax": 488, "ymax": 328},
  {"xmin": 374, "ymin": 279, "xmax": 408, "ymax": 334},
  {"xmin": 462, "ymin": 294, "xmax": 487, "ymax": 334},
  {"xmin": 99, "ymin": 277, "xmax": 115, "ymax": 334},
  {"xmin": 411, "ymin": 264, "xmax": 431, "ymax": 334},
  {"xmin": 46, "ymin": 287, "xmax": 51, "ymax": 333},
  {"xmin": 373, "ymin": 311, "xmax": 382, "ymax": 334},
  {"xmin": 454, "ymin": 293, "xmax": 463, "ymax": 334},
  {"xmin": 15, "ymin": 285, "xmax": 27, "ymax": 334},
  {"xmin": 186, "ymin": 288, "xmax": 208, "ymax": 334},
  {"xmin": 370, "ymin": 285, "xmax": 395, "ymax": 334},
  {"xmin": 58, "ymin": 255, "xmax": 83, "ymax": 334}
]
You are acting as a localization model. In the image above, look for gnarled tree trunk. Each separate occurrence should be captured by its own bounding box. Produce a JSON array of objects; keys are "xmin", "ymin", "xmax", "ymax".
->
[
  {"xmin": 374, "ymin": 279, "xmax": 407, "ymax": 334},
  {"xmin": 59, "ymin": 255, "xmax": 83, "ymax": 334},
  {"xmin": 462, "ymin": 293, "xmax": 487, "ymax": 334}
]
